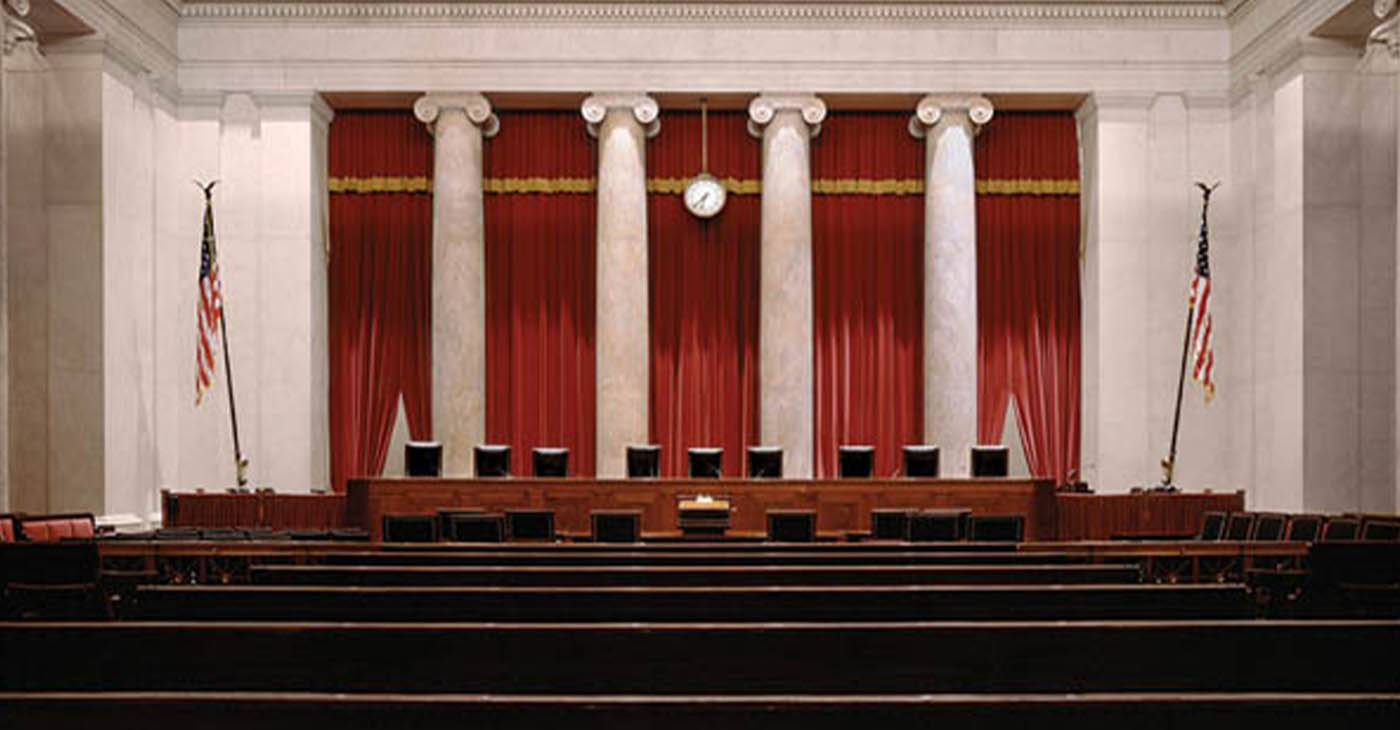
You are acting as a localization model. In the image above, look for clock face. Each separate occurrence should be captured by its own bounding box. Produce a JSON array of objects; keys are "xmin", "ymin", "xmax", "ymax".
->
[{"xmin": 684, "ymin": 174, "xmax": 727, "ymax": 219}]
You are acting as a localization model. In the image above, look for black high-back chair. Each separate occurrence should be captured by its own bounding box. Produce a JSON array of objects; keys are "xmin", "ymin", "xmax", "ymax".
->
[
  {"xmin": 970, "ymin": 445, "xmax": 1009, "ymax": 477},
  {"xmin": 626, "ymin": 445, "xmax": 661, "ymax": 478},
  {"xmin": 902, "ymin": 445, "xmax": 940, "ymax": 478},
  {"xmin": 747, "ymin": 446, "xmax": 783, "ymax": 479},
  {"xmin": 474, "ymin": 444, "xmax": 511, "ymax": 477},
  {"xmin": 531, "ymin": 447, "xmax": 569, "ymax": 478},
  {"xmin": 405, "ymin": 441, "xmax": 443, "ymax": 477},
  {"xmin": 688, "ymin": 448, "xmax": 723, "ymax": 479},
  {"xmin": 838, "ymin": 445, "xmax": 874, "ymax": 478}
]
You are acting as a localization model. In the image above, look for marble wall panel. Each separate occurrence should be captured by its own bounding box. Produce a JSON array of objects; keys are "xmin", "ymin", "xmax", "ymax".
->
[
  {"xmin": 101, "ymin": 72, "xmax": 159, "ymax": 518},
  {"xmin": 5, "ymin": 48, "xmax": 48, "ymax": 513},
  {"xmin": 1084, "ymin": 102, "xmax": 1152, "ymax": 492}
]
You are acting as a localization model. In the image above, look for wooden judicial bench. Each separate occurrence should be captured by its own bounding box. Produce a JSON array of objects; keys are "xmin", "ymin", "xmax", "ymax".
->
[
  {"xmin": 345, "ymin": 477, "xmax": 1059, "ymax": 541},
  {"xmin": 159, "ymin": 480, "xmax": 1245, "ymax": 543}
]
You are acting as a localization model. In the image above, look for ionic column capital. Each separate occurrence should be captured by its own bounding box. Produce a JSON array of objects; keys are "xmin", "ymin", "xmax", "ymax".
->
[
  {"xmin": 908, "ymin": 94, "xmax": 994, "ymax": 139},
  {"xmin": 581, "ymin": 93, "xmax": 660, "ymax": 139},
  {"xmin": 1364, "ymin": 0, "xmax": 1400, "ymax": 67},
  {"xmin": 414, "ymin": 92, "xmax": 499, "ymax": 138},
  {"xmin": 3, "ymin": 0, "xmax": 35, "ymax": 56},
  {"xmin": 747, "ymin": 94, "xmax": 827, "ymax": 139}
]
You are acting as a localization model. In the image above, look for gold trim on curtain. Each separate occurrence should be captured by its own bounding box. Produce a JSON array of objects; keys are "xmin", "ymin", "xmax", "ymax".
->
[{"xmin": 329, "ymin": 175, "xmax": 1080, "ymax": 196}]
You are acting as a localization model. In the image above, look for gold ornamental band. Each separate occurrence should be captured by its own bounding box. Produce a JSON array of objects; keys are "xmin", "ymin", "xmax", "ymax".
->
[{"xmin": 329, "ymin": 176, "xmax": 1080, "ymax": 196}]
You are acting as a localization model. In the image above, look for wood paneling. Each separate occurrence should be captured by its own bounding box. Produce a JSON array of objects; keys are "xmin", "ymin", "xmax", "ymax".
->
[
  {"xmin": 346, "ymin": 478, "xmax": 1057, "ymax": 541},
  {"xmin": 163, "ymin": 491, "xmax": 347, "ymax": 529},
  {"xmin": 1052, "ymin": 492, "xmax": 1244, "ymax": 540}
]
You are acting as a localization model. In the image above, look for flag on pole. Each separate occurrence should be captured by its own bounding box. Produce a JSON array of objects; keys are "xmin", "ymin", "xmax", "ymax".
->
[
  {"xmin": 195, "ymin": 183, "xmax": 223, "ymax": 404},
  {"xmin": 1188, "ymin": 183, "xmax": 1216, "ymax": 400}
]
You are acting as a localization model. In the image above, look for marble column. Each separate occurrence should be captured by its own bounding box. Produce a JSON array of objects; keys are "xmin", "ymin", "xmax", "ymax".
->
[
  {"xmin": 748, "ymin": 94, "xmax": 826, "ymax": 477},
  {"xmin": 910, "ymin": 94, "xmax": 993, "ymax": 477},
  {"xmin": 414, "ymin": 93, "xmax": 497, "ymax": 476},
  {"xmin": 1, "ymin": 0, "xmax": 33, "ymax": 510},
  {"xmin": 582, "ymin": 93, "xmax": 658, "ymax": 477}
]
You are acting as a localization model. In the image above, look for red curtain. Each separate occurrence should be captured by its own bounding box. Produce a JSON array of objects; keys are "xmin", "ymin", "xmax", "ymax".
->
[
  {"xmin": 975, "ymin": 112, "xmax": 1082, "ymax": 485},
  {"xmin": 328, "ymin": 111, "xmax": 433, "ymax": 492},
  {"xmin": 484, "ymin": 112, "xmax": 597, "ymax": 476},
  {"xmin": 811, "ymin": 113, "xmax": 925, "ymax": 478},
  {"xmin": 648, "ymin": 111, "xmax": 760, "ymax": 477}
]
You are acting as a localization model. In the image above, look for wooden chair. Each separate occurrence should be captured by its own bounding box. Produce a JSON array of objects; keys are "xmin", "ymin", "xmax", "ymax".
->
[
  {"xmin": 1283, "ymin": 514, "xmax": 1324, "ymax": 542},
  {"xmin": 1223, "ymin": 512, "xmax": 1256, "ymax": 541},
  {"xmin": 1249, "ymin": 513, "xmax": 1287, "ymax": 541},
  {"xmin": 1360, "ymin": 518, "xmax": 1400, "ymax": 541},
  {"xmin": 1197, "ymin": 511, "xmax": 1227, "ymax": 540},
  {"xmin": 1320, "ymin": 517, "xmax": 1360, "ymax": 542}
]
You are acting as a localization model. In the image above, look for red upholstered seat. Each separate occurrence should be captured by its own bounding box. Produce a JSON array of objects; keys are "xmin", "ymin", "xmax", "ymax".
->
[
  {"xmin": 48, "ymin": 521, "xmax": 75, "ymax": 540},
  {"xmin": 21, "ymin": 521, "xmax": 52, "ymax": 542},
  {"xmin": 0, "ymin": 520, "xmax": 13, "ymax": 542},
  {"xmin": 69, "ymin": 519, "xmax": 94, "ymax": 539}
]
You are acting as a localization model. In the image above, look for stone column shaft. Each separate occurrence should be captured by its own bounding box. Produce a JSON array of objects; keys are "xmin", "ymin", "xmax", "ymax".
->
[
  {"xmin": 415, "ymin": 93, "xmax": 496, "ymax": 476},
  {"xmin": 749, "ymin": 94, "xmax": 826, "ymax": 477},
  {"xmin": 583, "ymin": 93, "xmax": 657, "ymax": 477},
  {"xmin": 911, "ymin": 94, "xmax": 993, "ymax": 476}
]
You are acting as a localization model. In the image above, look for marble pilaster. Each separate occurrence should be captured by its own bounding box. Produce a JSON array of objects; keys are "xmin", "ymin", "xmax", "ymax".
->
[
  {"xmin": 0, "ymin": 0, "xmax": 31, "ymax": 510},
  {"xmin": 748, "ymin": 93, "xmax": 825, "ymax": 477},
  {"xmin": 910, "ymin": 94, "xmax": 992, "ymax": 477},
  {"xmin": 414, "ymin": 93, "xmax": 496, "ymax": 476},
  {"xmin": 582, "ymin": 93, "xmax": 657, "ymax": 477}
]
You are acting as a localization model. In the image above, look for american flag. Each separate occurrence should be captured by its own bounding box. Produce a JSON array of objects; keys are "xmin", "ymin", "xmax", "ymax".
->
[
  {"xmin": 1188, "ymin": 183, "xmax": 1217, "ymax": 400},
  {"xmin": 196, "ymin": 184, "xmax": 223, "ymax": 405}
]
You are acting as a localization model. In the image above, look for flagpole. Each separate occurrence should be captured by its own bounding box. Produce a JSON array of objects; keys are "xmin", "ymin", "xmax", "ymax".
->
[
  {"xmin": 1159, "ymin": 181, "xmax": 1218, "ymax": 490},
  {"xmin": 200, "ymin": 181, "xmax": 249, "ymax": 487},
  {"xmin": 1160, "ymin": 302, "xmax": 1193, "ymax": 488},
  {"xmin": 218, "ymin": 305, "xmax": 248, "ymax": 487}
]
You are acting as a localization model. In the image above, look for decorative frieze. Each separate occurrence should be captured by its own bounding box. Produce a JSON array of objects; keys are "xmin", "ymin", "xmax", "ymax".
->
[{"xmin": 181, "ymin": 2, "xmax": 1228, "ymax": 22}]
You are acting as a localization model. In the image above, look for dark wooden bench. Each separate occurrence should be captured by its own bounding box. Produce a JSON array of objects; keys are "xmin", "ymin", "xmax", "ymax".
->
[
  {"xmin": 3, "ymin": 621, "xmax": 1396, "ymax": 694},
  {"xmin": 316, "ymin": 549, "xmax": 1095, "ymax": 566},
  {"xmin": 128, "ymin": 583, "xmax": 1253, "ymax": 621},
  {"xmin": 378, "ymin": 540, "xmax": 1025, "ymax": 553},
  {"xmin": 2, "ymin": 691, "xmax": 1397, "ymax": 730},
  {"xmin": 248, "ymin": 563, "xmax": 1143, "ymax": 587},
  {"xmin": 317, "ymin": 549, "xmax": 1092, "ymax": 566}
]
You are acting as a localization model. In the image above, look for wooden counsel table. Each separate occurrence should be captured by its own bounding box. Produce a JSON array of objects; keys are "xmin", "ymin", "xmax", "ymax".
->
[{"xmin": 346, "ymin": 477, "xmax": 1058, "ymax": 541}]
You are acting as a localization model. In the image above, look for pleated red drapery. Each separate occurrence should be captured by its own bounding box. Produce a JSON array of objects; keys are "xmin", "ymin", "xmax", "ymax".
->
[
  {"xmin": 647, "ymin": 111, "xmax": 760, "ymax": 477},
  {"xmin": 975, "ymin": 112, "xmax": 1082, "ymax": 486},
  {"xmin": 811, "ymin": 113, "xmax": 925, "ymax": 478},
  {"xmin": 327, "ymin": 111, "xmax": 433, "ymax": 492},
  {"xmin": 484, "ymin": 112, "xmax": 598, "ymax": 476}
]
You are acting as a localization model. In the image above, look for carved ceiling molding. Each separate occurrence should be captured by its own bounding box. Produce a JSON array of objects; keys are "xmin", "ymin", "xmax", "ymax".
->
[{"xmin": 180, "ymin": 2, "xmax": 1228, "ymax": 23}]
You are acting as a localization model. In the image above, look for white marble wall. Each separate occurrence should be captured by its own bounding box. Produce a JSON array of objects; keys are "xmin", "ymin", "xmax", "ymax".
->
[
  {"xmin": 4, "ymin": 41, "xmax": 333, "ymax": 521},
  {"xmin": 1080, "ymin": 91, "xmax": 1236, "ymax": 495},
  {"xmin": 1219, "ymin": 41, "xmax": 1399, "ymax": 514},
  {"xmin": 167, "ymin": 91, "xmax": 331, "ymax": 495}
]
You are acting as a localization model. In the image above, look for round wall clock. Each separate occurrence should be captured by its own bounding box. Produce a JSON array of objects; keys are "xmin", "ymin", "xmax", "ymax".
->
[{"xmin": 684, "ymin": 172, "xmax": 727, "ymax": 218}]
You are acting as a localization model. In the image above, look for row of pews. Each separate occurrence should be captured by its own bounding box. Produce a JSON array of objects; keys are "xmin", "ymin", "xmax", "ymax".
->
[{"xmin": 2, "ymin": 537, "xmax": 1398, "ymax": 727}]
